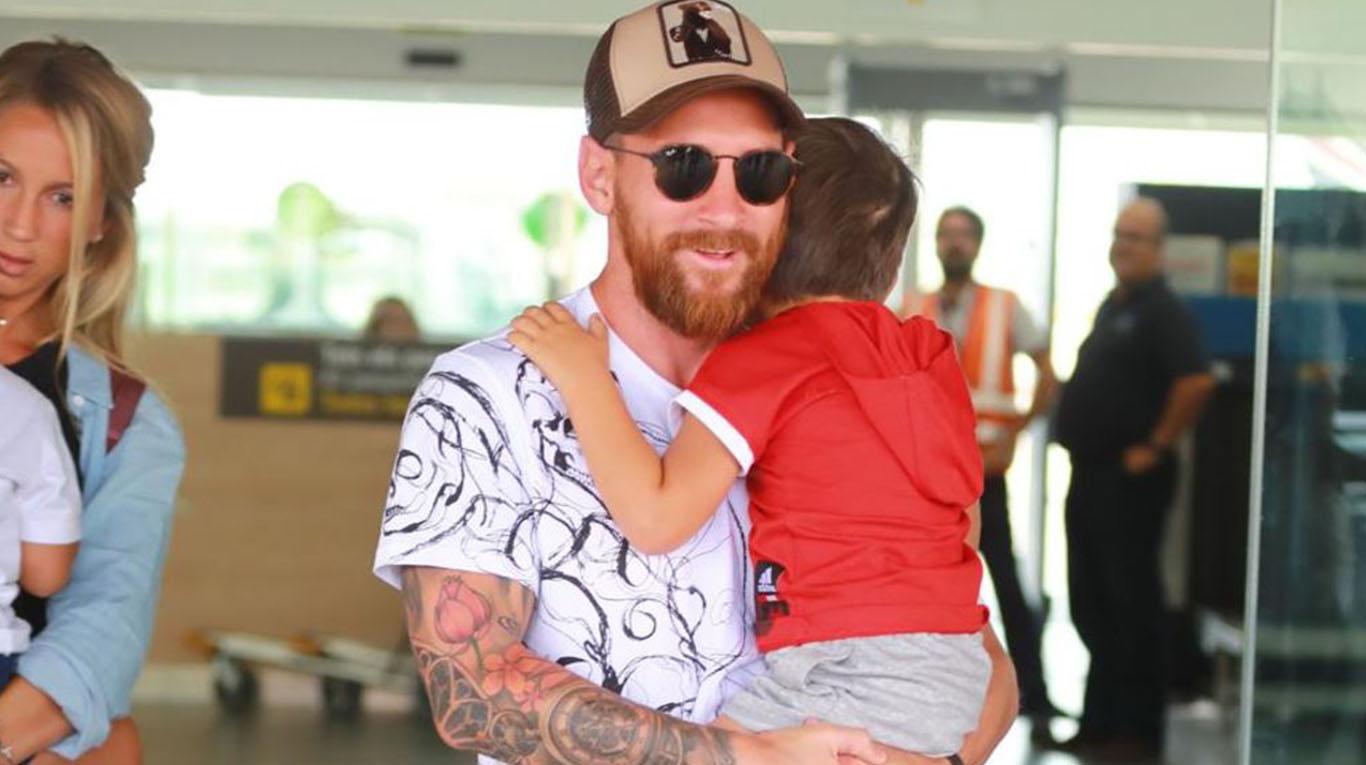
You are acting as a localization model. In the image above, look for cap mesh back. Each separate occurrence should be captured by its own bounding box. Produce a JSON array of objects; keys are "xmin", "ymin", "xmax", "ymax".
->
[{"xmin": 583, "ymin": 23, "xmax": 622, "ymax": 142}]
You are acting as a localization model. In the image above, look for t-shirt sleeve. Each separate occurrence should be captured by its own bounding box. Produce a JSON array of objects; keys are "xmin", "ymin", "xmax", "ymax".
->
[
  {"xmin": 9, "ymin": 405, "xmax": 82, "ymax": 545},
  {"xmin": 1010, "ymin": 294, "xmax": 1049, "ymax": 356},
  {"xmin": 679, "ymin": 329, "xmax": 800, "ymax": 477},
  {"xmin": 372, "ymin": 351, "xmax": 542, "ymax": 594},
  {"xmin": 1155, "ymin": 298, "xmax": 1209, "ymax": 379},
  {"xmin": 674, "ymin": 390, "xmax": 754, "ymax": 475}
]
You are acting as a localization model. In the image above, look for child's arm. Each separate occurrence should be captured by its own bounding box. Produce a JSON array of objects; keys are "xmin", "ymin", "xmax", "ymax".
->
[
  {"xmin": 19, "ymin": 542, "xmax": 79, "ymax": 598},
  {"xmin": 509, "ymin": 303, "xmax": 740, "ymax": 554}
]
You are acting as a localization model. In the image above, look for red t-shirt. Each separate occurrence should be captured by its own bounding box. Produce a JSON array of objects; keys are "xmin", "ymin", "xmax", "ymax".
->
[{"xmin": 678, "ymin": 301, "xmax": 987, "ymax": 653}]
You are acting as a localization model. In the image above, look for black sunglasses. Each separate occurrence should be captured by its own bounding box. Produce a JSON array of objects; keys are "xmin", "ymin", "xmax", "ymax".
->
[{"xmin": 604, "ymin": 143, "xmax": 798, "ymax": 206}]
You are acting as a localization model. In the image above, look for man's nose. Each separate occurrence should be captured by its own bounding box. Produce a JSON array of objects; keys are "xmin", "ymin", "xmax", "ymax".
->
[{"xmin": 691, "ymin": 158, "xmax": 745, "ymax": 228}]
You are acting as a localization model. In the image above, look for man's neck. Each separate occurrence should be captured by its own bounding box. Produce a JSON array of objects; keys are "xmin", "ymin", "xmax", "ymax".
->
[
  {"xmin": 940, "ymin": 276, "xmax": 973, "ymax": 306},
  {"xmin": 589, "ymin": 271, "xmax": 715, "ymax": 389},
  {"xmin": 1115, "ymin": 272, "xmax": 1162, "ymax": 300}
]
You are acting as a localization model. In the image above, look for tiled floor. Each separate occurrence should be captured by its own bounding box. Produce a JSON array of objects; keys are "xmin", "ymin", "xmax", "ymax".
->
[{"xmin": 137, "ymin": 702, "xmax": 458, "ymax": 764}]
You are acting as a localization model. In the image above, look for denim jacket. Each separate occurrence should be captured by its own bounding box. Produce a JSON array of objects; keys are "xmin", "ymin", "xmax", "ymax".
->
[{"xmin": 16, "ymin": 345, "xmax": 185, "ymax": 758}]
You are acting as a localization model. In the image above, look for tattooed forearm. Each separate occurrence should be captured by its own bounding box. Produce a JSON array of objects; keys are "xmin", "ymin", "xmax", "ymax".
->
[
  {"xmin": 418, "ymin": 641, "xmax": 543, "ymax": 762},
  {"xmin": 402, "ymin": 567, "xmax": 741, "ymax": 765},
  {"xmin": 419, "ymin": 641, "xmax": 738, "ymax": 765},
  {"xmin": 543, "ymin": 685, "xmax": 737, "ymax": 765}
]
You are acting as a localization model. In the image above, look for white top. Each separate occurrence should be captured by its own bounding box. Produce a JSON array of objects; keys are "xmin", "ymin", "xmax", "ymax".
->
[
  {"xmin": 0, "ymin": 367, "xmax": 82, "ymax": 654},
  {"xmin": 373, "ymin": 288, "xmax": 762, "ymax": 765}
]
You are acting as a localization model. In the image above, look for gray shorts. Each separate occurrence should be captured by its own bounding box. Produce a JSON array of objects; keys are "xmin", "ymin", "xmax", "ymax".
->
[{"xmin": 720, "ymin": 632, "xmax": 991, "ymax": 756}]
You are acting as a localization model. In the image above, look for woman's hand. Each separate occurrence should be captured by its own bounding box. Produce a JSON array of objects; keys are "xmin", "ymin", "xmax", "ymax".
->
[
  {"xmin": 28, "ymin": 718, "xmax": 141, "ymax": 765},
  {"xmin": 0, "ymin": 677, "xmax": 73, "ymax": 762},
  {"xmin": 508, "ymin": 302, "xmax": 611, "ymax": 396}
]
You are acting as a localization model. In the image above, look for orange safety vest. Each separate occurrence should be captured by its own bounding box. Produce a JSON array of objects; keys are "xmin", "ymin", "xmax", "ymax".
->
[{"xmin": 907, "ymin": 284, "xmax": 1020, "ymax": 445}]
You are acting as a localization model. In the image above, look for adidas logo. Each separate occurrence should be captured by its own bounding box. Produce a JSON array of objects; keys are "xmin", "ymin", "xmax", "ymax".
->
[{"xmin": 755, "ymin": 561, "xmax": 783, "ymax": 595}]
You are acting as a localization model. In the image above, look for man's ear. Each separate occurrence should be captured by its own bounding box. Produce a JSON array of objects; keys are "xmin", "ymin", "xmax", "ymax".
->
[{"xmin": 579, "ymin": 135, "xmax": 616, "ymax": 215}]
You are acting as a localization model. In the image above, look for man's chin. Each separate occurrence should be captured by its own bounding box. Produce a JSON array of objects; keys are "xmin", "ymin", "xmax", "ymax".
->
[
  {"xmin": 681, "ymin": 281, "xmax": 745, "ymax": 304},
  {"xmin": 649, "ymin": 292, "xmax": 755, "ymax": 342},
  {"xmin": 678, "ymin": 261, "xmax": 751, "ymax": 295}
]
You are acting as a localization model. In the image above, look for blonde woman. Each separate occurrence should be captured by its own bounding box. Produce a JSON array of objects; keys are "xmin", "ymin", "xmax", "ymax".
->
[{"xmin": 0, "ymin": 40, "xmax": 184, "ymax": 764}]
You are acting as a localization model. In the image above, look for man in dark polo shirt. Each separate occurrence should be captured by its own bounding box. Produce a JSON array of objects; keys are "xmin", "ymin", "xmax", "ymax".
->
[{"xmin": 1054, "ymin": 197, "xmax": 1215, "ymax": 761}]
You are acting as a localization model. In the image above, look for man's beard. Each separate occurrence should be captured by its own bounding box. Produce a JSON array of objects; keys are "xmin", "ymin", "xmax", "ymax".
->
[
  {"xmin": 940, "ymin": 253, "xmax": 973, "ymax": 282},
  {"xmin": 617, "ymin": 199, "xmax": 783, "ymax": 342}
]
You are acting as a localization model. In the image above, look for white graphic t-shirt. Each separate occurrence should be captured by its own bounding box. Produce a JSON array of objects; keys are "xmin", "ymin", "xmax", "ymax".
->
[{"xmin": 373, "ymin": 288, "xmax": 762, "ymax": 764}]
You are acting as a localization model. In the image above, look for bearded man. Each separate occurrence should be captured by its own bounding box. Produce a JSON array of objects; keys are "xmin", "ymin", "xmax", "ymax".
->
[{"xmin": 373, "ymin": 4, "xmax": 1017, "ymax": 764}]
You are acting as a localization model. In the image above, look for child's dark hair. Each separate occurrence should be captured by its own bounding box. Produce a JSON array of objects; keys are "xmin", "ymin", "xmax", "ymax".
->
[{"xmin": 763, "ymin": 117, "xmax": 918, "ymax": 305}]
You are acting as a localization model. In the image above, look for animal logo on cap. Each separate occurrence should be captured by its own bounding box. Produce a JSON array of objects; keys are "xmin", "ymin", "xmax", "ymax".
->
[{"xmin": 658, "ymin": 0, "xmax": 751, "ymax": 67}]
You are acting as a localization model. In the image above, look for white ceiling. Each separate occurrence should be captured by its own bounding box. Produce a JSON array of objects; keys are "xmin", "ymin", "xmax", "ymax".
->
[
  {"xmin": 23, "ymin": 1, "xmax": 1366, "ymax": 121},
  {"xmin": 0, "ymin": 0, "xmax": 1274, "ymax": 56}
]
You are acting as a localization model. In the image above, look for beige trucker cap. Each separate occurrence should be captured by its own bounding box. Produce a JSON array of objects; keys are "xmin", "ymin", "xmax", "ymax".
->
[{"xmin": 584, "ymin": 1, "xmax": 805, "ymax": 141}]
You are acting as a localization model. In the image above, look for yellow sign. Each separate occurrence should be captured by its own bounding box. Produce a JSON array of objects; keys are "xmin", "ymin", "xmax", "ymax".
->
[
  {"xmin": 1226, "ymin": 241, "xmax": 1261, "ymax": 297},
  {"xmin": 259, "ymin": 363, "xmax": 313, "ymax": 416}
]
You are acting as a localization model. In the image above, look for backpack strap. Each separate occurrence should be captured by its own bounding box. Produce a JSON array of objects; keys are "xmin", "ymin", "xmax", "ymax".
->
[{"xmin": 107, "ymin": 368, "xmax": 147, "ymax": 454}]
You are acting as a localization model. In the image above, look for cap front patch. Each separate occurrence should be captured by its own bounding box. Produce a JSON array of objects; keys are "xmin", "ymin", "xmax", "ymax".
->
[{"xmin": 657, "ymin": 0, "xmax": 752, "ymax": 68}]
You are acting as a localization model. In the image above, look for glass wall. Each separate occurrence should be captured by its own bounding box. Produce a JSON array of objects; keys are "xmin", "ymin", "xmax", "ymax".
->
[{"xmin": 1247, "ymin": 0, "xmax": 1366, "ymax": 762}]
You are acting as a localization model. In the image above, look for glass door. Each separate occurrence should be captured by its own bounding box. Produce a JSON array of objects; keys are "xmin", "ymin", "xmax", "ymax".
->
[{"xmin": 1245, "ymin": 0, "xmax": 1366, "ymax": 762}]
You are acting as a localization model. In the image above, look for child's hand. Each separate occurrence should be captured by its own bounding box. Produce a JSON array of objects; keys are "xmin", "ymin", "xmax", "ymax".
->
[{"xmin": 508, "ymin": 302, "xmax": 610, "ymax": 392}]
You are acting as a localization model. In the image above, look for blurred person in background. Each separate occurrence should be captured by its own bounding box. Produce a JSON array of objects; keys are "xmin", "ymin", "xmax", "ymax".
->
[
  {"xmin": 0, "ymin": 40, "xmax": 185, "ymax": 764},
  {"xmin": 904, "ymin": 206, "xmax": 1061, "ymax": 740},
  {"xmin": 1052, "ymin": 197, "xmax": 1215, "ymax": 762},
  {"xmin": 362, "ymin": 295, "xmax": 421, "ymax": 344}
]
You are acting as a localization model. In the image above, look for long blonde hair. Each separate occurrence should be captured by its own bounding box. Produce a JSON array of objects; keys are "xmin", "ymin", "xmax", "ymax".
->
[{"xmin": 0, "ymin": 39, "xmax": 153, "ymax": 372}]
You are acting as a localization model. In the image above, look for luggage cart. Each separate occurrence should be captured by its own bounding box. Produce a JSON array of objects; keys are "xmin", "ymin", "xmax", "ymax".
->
[{"xmin": 193, "ymin": 630, "xmax": 419, "ymax": 721}]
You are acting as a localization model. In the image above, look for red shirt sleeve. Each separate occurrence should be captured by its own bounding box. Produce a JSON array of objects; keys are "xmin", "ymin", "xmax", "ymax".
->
[{"xmin": 678, "ymin": 319, "xmax": 811, "ymax": 474}]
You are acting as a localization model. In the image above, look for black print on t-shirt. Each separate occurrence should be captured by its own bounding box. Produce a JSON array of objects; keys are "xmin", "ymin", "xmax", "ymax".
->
[{"xmin": 754, "ymin": 560, "xmax": 789, "ymax": 637}]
